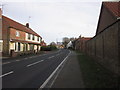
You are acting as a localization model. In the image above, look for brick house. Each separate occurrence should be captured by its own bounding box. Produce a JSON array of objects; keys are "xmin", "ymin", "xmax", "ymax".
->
[
  {"xmin": 74, "ymin": 35, "xmax": 91, "ymax": 52},
  {"xmin": 86, "ymin": 2, "xmax": 120, "ymax": 74},
  {"xmin": 0, "ymin": 9, "xmax": 2, "ymax": 56},
  {"xmin": 0, "ymin": 9, "xmax": 42, "ymax": 57}
]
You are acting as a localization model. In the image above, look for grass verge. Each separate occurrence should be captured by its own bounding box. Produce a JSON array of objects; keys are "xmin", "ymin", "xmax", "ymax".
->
[{"xmin": 76, "ymin": 51, "xmax": 119, "ymax": 88}]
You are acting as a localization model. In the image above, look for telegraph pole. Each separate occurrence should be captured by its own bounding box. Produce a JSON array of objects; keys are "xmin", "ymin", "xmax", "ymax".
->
[{"xmin": 0, "ymin": 3, "xmax": 6, "ymax": 14}]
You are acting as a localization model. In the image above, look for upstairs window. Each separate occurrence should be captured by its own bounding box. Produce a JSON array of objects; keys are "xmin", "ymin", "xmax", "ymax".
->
[
  {"xmin": 28, "ymin": 33, "xmax": 31, "ymax": 39},
  {"xmin": 16, "ymin": 31, "xmax": 20, "ymax": 37},
  {"xmin": 32, "ymin": 35, "xmax": 35, "ymax": 40},
  {"xmin": 37, "ymin": 37, "xmax": 39, "ymax": 41}
]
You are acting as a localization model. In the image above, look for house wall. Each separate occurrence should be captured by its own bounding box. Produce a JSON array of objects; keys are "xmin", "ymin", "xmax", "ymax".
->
[
  {"xmin": 96, "ymin": 4, "xmax": 116, "ymax": 35},
  {"xmin": 25, "ymin": 33, "xmax": 41, "ymax": 43},
  {"xmin": 9, "ymin": 42, "xmax": 15, "ymax": 50},
  {"xmin": 2, "ymin": 17, "xmax": 10, "ymax": 56},
  {"xmin": 86, "ymin": 21, "xmax": 119, "ymax": 75},
  {"xmin": 0, "ymin": 11, "xmax": 2, "ymax": 55},
  {"xmin": 10, "ymin": 28, "xmax": 25, "ymax": 40},
  {"xmin": 2, "ymin": 16, "xmax": 42, "ymax": 57},
  {"xmin": 9, "ymin": 28, "xmax": 42, "ymax": 55}
]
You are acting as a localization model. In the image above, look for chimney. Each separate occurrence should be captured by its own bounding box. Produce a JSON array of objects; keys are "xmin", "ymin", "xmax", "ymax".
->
[
  {"xmin": 0, "ymin": 8, "xmax": 2, "ymax": 19},
  {"xmin": 26, "ymin": 23, "xmax": 29, "ymax": 28}
]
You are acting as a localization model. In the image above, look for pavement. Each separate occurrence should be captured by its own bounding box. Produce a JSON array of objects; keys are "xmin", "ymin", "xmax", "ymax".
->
[{"xmin": 51, "ymin": 51, "xmax": 85, "ymax": 88}]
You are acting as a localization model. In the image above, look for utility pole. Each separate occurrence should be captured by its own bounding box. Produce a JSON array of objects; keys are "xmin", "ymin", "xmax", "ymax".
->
[{"xmin": 0, "ymin": 3, "xmax": 6, "ymax": 14}]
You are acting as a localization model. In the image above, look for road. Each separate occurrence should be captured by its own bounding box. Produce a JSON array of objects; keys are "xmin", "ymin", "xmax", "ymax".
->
[{"xmin": 2, "ymin": 49, "xmax": 70, "ymax": 88}]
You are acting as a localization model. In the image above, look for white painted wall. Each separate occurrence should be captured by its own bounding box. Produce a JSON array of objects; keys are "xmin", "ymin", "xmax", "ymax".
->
[{"xmin": 25, "ymin": 33, "xmax": 41, "ymax": 43}]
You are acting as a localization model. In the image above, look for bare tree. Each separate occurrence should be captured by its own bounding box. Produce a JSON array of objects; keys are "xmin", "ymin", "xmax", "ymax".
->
[{"xmin": 62, "ymin": 37, "xmax": 70, "ymax": 48}]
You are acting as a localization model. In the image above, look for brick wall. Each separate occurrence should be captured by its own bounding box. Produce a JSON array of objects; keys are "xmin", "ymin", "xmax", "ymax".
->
[
  {"xmin": 86, "ymin": 20, "xmax": 119, "ymax": 75},
  {"xmin": 10, "ymin": 28, "xmax": 25, "ymax": 40},
  {"xmin": 2, "ymin": 17, "xmax": 10, "ymax": 56}
]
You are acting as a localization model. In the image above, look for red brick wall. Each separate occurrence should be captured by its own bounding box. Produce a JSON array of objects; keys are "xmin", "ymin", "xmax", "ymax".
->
[
  {"xmin": 10, "ymin": 28, "xmax": 25, "ymax": 40},
  {"xmin": 2, "ymin": 17, "xmax": 10, "ymax": 56}
]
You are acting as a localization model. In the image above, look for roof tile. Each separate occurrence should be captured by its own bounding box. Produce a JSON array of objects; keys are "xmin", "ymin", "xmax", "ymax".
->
[
  {"xmin": 3, "ymin": 16, "xmax": 42, "ymax": 38},
  {"xmin": 103, "ymin": 2, "xmax": 120, "ymax": 17}
]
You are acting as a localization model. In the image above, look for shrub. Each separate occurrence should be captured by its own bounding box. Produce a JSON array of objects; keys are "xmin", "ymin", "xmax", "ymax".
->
[
  {"xmin": 41, "ymin": 45, "xmax": 57, "ymax": 51},
  {"xmin": 41, "ymin": 46, "xmax": 51, "ymax": 51}
]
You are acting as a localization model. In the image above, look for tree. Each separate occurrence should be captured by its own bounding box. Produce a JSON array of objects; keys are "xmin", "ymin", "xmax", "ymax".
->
[
  {"xmin": 70, "ymin": 37, "xmax": 75, "ymax": 41},
  {"xmin": 50, "ymin": 42, "xmax": 56, "ymax": 46},
  {"xmin": 62, "ymin": 37, "xmax": 70, "ymax": 48}
]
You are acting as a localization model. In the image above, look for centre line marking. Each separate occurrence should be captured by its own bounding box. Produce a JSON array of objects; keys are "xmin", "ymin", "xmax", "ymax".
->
[
  {"xmin": 48, "ymin": 56, "xmax": 54, "ymax": 59},
  {"xmin": 3, "ymin": 62, "xmax": 10, "ymax": 65},
  {"xmin": 0, "ymin": 71, "xmax": 14, "ymax": 78},
  {"xmin": 27, "ymin": 60, "xmax": 44, "ymax": 67},
  {"xmin": 16, "ymin": 60, "xmax": 20, "ymax": 61},
  {"xmin": 24, "ymin": 58, "xmax": 28, "ymax": 59}
]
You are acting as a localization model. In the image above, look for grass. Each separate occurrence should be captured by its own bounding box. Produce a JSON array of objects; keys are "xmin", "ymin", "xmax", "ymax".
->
[{"xmin": 76, "ymin": 51, "xmax": 119, "ymax": 88}]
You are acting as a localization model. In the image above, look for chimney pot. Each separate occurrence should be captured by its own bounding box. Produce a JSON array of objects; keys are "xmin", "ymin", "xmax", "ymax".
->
[{"xmin": 26, "ymin": 23, "xmax": 29, "ymax": 28}]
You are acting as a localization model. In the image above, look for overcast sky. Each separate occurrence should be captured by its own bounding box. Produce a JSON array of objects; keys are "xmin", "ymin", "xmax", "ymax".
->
[{"xmin": 0, "ymin": 0, "xmax": 117, "ymax": 44}]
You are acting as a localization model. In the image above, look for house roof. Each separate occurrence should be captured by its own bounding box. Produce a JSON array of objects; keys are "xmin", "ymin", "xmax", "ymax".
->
[
  {"xmin": 103, "ymin": 2, "xmax": 120, "ymax": 18},
  {"xmin": 2, "ymin": 15, "xmax": 42, "ymax": 38},
  {"xmin": 81, "ymin": 37, "xmax": 91, "ymax": 41},
  {"xmin": 75, "ymin": 37, "xmax": 91, "ymax": 42}
]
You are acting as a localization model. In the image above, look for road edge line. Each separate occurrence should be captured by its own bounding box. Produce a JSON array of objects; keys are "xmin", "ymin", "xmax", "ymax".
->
[
  {"xmin": 0, "ymin": 71, "xmax": 14, "ymax": 78},
  {"xmin": 39, "ymin": 50, "xmax": 71, "ymax": 89}
]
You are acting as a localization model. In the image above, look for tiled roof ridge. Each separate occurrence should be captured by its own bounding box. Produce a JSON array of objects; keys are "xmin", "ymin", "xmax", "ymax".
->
[
  {"xmin": 3, "ymin": 15, "xmax": 42, "ymax": 38},
  {"xmin": 3, "ymin": 15, "xmax": 26, "ymax": 28}
]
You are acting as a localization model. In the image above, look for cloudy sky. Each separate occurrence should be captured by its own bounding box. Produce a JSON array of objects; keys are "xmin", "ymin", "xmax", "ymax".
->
[{"xmin": 0, "ymin": 0, "xmax": 116, "ymax": 44}]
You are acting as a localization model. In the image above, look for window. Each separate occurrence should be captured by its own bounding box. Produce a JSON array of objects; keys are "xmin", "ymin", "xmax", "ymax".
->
[
  {"xmin": 37, "ymin": 37, "xmax": 39, "ymax": 41},
  {"xmin": 28, "ymin": 33, "xmax": 31, "ymax": 39},
  {"xmin": 16, "ymin": 31, "xmax": 20, "ymax": 37},
  {"xmin": 32, "ymin": 35, "xmax": 35, "ymax": 40}
]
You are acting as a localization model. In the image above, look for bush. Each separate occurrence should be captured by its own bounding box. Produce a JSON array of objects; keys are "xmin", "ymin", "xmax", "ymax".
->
[
  {"xmin": 41, "ymin": 46, "xmax": 51, "ymax": 51},
  {"xmin": 50, "ymin": 45, "xmax": 57, "ymax": 50},
  {"xmin": 41, "ymin": 45, "xmax": 57, "ymax": 51}
]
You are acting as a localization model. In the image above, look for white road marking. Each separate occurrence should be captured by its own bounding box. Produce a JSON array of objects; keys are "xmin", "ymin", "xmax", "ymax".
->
[
  {"xmin": 39, "ymin": 50, "xmax": 71, "ymax": 88},
  {"xmin": 27, "ymin": 60, "xmax": 44, "ymax": 67},
  {"xmin": 24, "ymin": 58, "xmax": 28, "ymax": 59},
  {"xmin": 16, "ymin": 60, "xmax": 20, "ymax": 61},
  {"xmin": 48, "ymin": 56, "xmax": 55, "ymax": 59},
  {"xmin": 3, "ymin": 62, "xmax": 10, "ymax": 65},
  {"xmin": 0, "ymin": 71, "xmax": 14, "ymax": 78}
]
